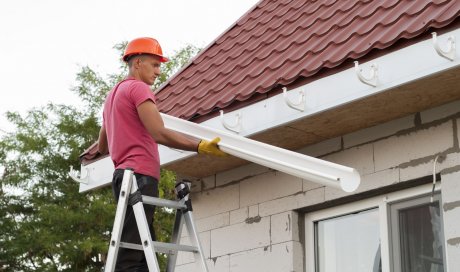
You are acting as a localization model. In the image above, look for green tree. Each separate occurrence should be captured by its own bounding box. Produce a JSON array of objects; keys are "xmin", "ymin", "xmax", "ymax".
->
[{"xmin": 0, "ymin": 43, "xmax": 200, "ymax": 271}]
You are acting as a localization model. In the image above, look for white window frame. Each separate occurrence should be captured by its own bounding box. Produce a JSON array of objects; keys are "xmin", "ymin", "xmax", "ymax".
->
[{"xmin": 304, "ymin": 183, "xmax": 444, "ymax": 272}]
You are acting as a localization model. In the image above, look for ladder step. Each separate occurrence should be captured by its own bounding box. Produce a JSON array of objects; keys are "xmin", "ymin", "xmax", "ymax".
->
[
  {"xmin": 141, "ymin": 196, "xmax": 187, "ymax": 209},
  {"xmin": 120, "ymin": 241, "xmax": 199, "ymax": 254}
]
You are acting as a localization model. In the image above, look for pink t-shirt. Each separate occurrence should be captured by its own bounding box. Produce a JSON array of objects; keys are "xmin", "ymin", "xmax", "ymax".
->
[{"xmin": 103, "ymin": 77, "xmax": 160, "ymax": 179}]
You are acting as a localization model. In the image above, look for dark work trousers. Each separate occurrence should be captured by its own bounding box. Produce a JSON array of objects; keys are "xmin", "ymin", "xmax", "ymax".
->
[{"xmin": 111, "ymin": 169, "xmax": 159, "ymax": 272}]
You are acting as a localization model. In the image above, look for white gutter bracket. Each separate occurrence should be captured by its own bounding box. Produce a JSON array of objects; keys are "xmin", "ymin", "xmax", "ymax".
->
[
  {"xmin": 69, "ymin": 166, "xmax": 90, "ymax": 184},
  {"xmin": 432, "ymin": 32, "xmax": 456, "ymax": 61},
  {"xmin": 283, "ymin": 87, "xmax": 305, "ymax": 112},
  {"xmin": 354, "ymin": 61, "xmax": 378, "ymax": 87},
  {"xmin": 220, "ymin": 110, "xmax": 242, "ymax": 134}
]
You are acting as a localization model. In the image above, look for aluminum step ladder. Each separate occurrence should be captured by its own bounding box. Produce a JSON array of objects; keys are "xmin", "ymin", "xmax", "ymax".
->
[{"xmin": 104, "ymin": 169, "xmax": 208, "ymax": 272}]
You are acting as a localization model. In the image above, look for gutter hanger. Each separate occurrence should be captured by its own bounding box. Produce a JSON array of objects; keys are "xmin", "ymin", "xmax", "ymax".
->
[{"xmin": 162, "ymin": 114, "xmax": 360, "ymax": 192}]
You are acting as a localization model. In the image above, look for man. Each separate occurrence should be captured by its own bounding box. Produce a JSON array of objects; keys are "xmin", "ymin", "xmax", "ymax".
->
[{"xmin": 98, "ymin": 37, "xmax": 225, "ymax": 271}]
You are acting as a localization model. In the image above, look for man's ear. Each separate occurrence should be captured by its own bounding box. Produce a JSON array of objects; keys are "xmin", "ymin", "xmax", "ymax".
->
[
  {"xmin": 134, "ymin": 58, "xmax": 141, "ymax": 69},
  {"xmin": 130, "ymin": 56, "xmax": 142, "ymax": 69}
]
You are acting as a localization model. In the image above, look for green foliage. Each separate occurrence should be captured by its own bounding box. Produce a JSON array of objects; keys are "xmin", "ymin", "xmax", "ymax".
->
[
  {"xmin": 152, "ymin": 44, "xmax": 201, "ymax": 90},
  {"xmin": 0, "ymin": 103, "xmax": 113, "ymax": 271},
  {"xmin": 0, "ymin": 42, "xmax": 200, "ymax": 271}
]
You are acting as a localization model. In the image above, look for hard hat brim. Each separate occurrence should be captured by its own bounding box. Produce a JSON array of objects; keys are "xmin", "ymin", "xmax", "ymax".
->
[{"xmin": 123, "ymin": 53, "xmax": 169, "ymax": 63}]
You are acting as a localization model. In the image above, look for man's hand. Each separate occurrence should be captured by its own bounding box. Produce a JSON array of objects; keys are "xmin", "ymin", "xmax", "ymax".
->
[
  {"xmin": 97, "ymin": 125, "xmax": 109, "ymax": 155},
  {"xmin": 198, "ymin": 137, "xmax": 227, "ymax": 157}
]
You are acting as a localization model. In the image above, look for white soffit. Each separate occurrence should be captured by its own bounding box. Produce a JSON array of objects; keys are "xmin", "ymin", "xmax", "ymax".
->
[{"xmin": 78, "ymin": 28, "xmax": 459, "ymax": 192}]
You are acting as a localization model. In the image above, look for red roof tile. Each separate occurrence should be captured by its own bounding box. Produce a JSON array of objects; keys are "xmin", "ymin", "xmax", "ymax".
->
[{"xmin": 156, "ymin": 0, "xmax": 460, "ymax": 121}]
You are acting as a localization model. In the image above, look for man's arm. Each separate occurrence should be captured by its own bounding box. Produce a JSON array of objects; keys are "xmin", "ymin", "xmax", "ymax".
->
[
  {"xmin": 98, "ymin": 125, "xmax": 109, "ymax": 155},
  {"xmin": 138, "ymin": 100, "xmax": 226, "ymax": 156},
  {"xmin": 137, "ymin": 100, "xmax": 201, "ymax": 151}
]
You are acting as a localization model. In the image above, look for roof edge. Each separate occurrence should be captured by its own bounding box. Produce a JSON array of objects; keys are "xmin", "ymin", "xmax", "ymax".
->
[{"xmin": 156, "ymin": 27, "xmax": 460, "ymax": 164}]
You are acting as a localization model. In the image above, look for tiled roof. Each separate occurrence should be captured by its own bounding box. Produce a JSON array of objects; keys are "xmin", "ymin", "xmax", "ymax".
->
[{"xmin": 156, "ymin": 0, "xmax": 460, "ymax": 120}]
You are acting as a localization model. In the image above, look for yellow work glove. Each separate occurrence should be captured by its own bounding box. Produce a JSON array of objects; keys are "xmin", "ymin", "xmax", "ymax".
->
[{"xmin": 198, "ymin": 137, "xmax": 227, "ymax": 157}]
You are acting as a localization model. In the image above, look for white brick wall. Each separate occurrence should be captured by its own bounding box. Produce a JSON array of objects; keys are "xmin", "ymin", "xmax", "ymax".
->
[
  {"xmin": 323, "ymin": 143, "xmax": 375, "ymax": 175},
  {"xmin": 192, "ymin": 183, "xmax": 239, "ymax": 219},
  {"xmin": 343, "ymin": 114, "xmax": 414, "ymax": 148},
  {"xmin": 298, "ymin": 136, "xmax": 342, "ymax": 157},
  {"xmin": 211, "ymin": 216, "xmax": 270, "ymax": 257},
  {"xmin": 374, "ymin": 121, "xmax": 454, "ymax": 171},
  {"xmin": 270, "ymin": 211, "xmax": 299, "ymax": 244},
  {"xmin": 175, "ymin": 255, "xmax": 230, "ymax": 272},
  {"xmin": 176, "ymin": 231, "xmax": 211, "ymax": 265},
  {"xmin": 441, "ymin": 171, "xmax": 460, "ymax": 271},
  {"xmin": 302, "ymin": 178, "xmax": 324, "ymax": 192},
  {"xmin": 175, "ymin": 99, "xmax": 460, "ymax": 271},
  {"xmin": 421, "ymin": 100, "xmax": 460, "ymax": 124},
  {"xmin": 239, "ymin": 171, "xmax": 302, "ymax": 207},
  {"xmin": 200, "ymin": 175, "xmax": 216, "ymax": 191},
  {"xmin": 258, "ymin": 187, "xmax": 325, "ymax": 217},
  {"xmin": 210, "ymin": 255, "xmax": 230, "ymax": 272},
  {"xmin": 216, "ymin": 163, "xmax": 270, "ymax": 187},
  {"xmin": 229, "ymin": 207, "xmax": 248, "ymax": 225},
  {"xmin": 325, "ymin": 167, "xmax": 400, "ymax": 201},
  {"xmin": 248, "ymin": 205, "xmax": 259, "ymax": 217},
  {"xmin": 229, "ymin": 241, "xmax": 303, "ymax": 272},
  {"xmin": 457, "ymin": 118, "xmax": 460, "ymax": 148},
  {"xmin": 195, "ymin": 212, "xmax": 230, "ymax": 232}
]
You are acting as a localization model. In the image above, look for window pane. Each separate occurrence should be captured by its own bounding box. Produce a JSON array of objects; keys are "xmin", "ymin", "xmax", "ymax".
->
[
  {"xmin": 395, "ymin": 199, "xmax": 444, "ymax": 272},
  {"xmin": 316, "ymin": 209, "xmax": 381, "ymax": 272}
]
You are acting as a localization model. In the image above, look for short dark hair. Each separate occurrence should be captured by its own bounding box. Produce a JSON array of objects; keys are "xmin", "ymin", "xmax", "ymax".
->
[
  {"xmin": 126, "ymin": 54, "xmax": 146, "ymax": 67},
  {"xmin": 127, "ymin": 54, "xmax": 161, "ymax": 68}
]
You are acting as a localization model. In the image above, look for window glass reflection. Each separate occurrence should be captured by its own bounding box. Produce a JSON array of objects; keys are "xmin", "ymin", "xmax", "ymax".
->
[
  {"xmin": 396, "ymin": 200, "xmax": 444, "ymax": 272},
  {"xmin": 316, "ymin": 209, "xmax": 381, "ymax": 272}
]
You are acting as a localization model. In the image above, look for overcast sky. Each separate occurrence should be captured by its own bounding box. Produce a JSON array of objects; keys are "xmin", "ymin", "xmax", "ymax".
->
[{"xmin": 0, "ymin": 0, "xmax": 260, "ymax": 133}]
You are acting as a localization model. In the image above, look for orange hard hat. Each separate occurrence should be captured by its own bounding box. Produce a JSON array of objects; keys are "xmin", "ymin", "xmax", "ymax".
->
[{"xmin": 123, "ymin": 37, "xmax": 169, "ymax": 62}]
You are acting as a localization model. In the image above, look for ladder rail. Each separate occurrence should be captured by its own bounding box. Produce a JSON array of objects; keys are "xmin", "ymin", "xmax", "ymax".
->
[
  {"xmin": 166, "ymin": 210, "xmax": 185, "ymax": 272},
  {"xmin": 104, "ymin": 170, "xmax": 133, "ymax": 272},
  {"xmin": 130, "ymin": 179, "xmax": 161, "ymax": 272},
  {"xmin": 183, "ymin": 211, "xmax": 208, "ymax": 271}
]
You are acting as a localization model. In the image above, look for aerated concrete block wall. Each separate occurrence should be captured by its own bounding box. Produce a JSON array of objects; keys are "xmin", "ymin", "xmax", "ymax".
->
[{"xmin": 175, "ymin": 100, "xmax": 460, "ymax": 272}]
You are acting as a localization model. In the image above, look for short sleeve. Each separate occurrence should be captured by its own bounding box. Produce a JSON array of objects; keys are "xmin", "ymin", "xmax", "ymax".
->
[{"xmin": 129, "ymin": 81, "xmax": 157, "ymax": 107}]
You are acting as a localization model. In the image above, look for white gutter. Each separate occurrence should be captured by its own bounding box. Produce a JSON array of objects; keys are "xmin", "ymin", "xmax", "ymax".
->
[
  {"xmin": 72, "ymin": 28, "xmax": 459, "ymax": 193},
  {"xmin": 73, "ymin": 114, "xmax": 361, "ymax": 193},
  {"xmin": 162, "ymin": 114, "xmax": 360, "ymax": 192}
]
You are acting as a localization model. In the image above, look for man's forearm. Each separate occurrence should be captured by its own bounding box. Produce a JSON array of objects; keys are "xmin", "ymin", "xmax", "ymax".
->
[{"xmin": 155, "ymin": 128, "xmax": 200, "ymax": 152}]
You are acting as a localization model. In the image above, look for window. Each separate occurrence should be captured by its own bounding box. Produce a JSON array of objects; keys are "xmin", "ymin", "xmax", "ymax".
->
[
  {"xmin": 389, "ymin": 195, "xmax": 445, "ymax": 272},
  {"xmin": 305, "ymin": 184, "xmax": 445, "ymax": 272},
  {"xmin": 316, "ymin": 209, "xmax": 381, "ymax": 272}
]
